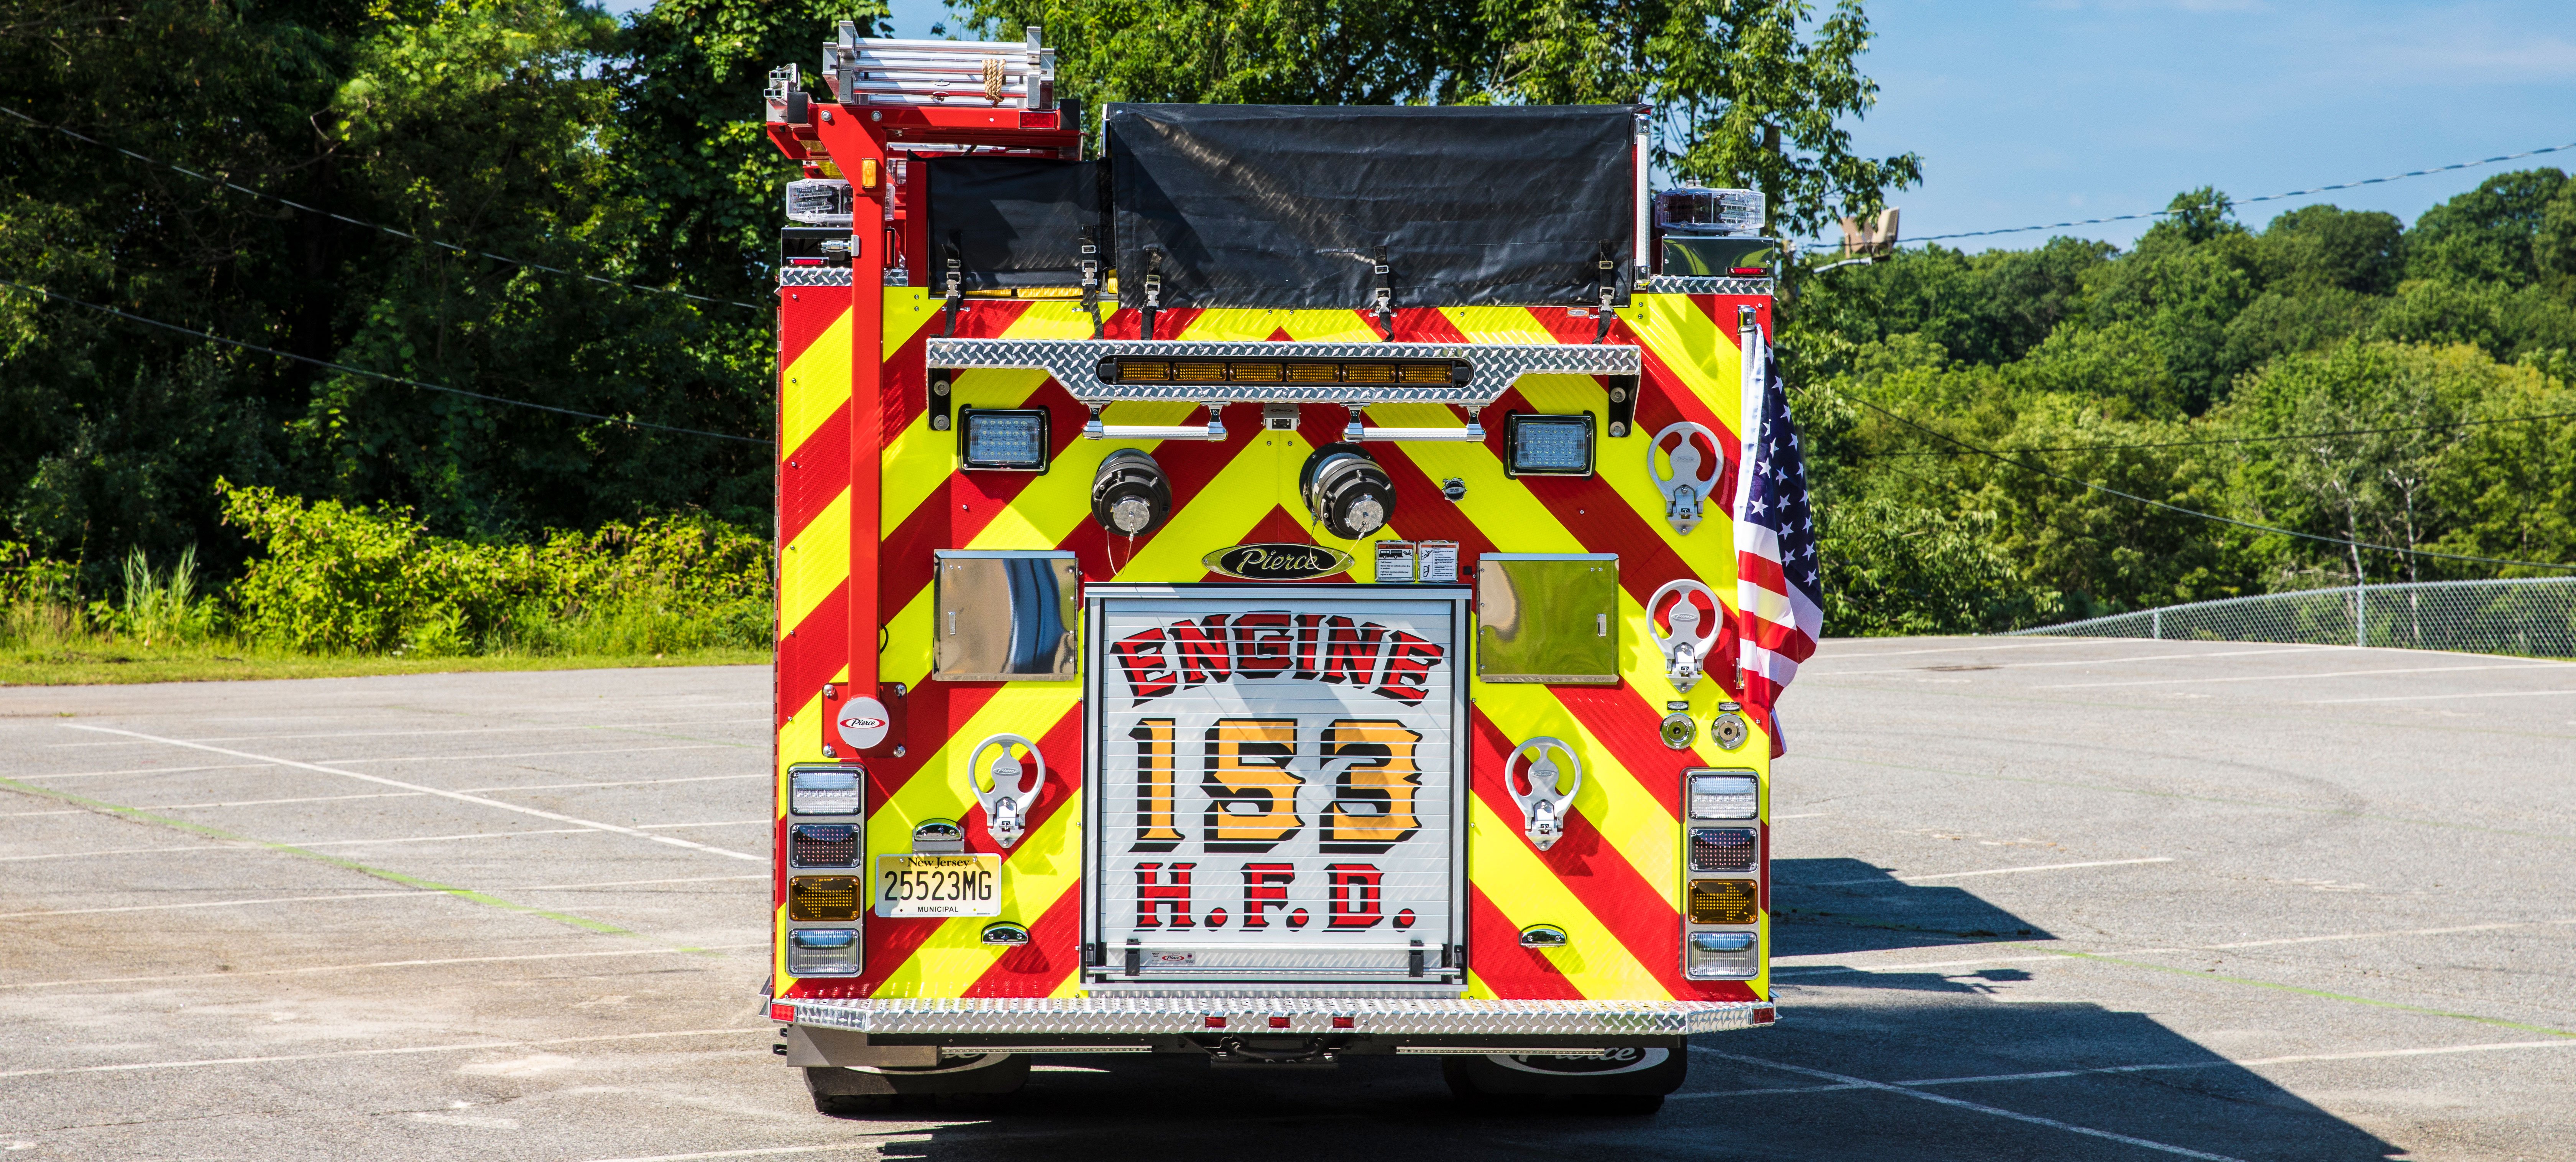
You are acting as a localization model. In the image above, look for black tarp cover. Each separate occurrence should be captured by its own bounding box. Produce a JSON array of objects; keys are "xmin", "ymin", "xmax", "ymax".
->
[
  {"xmin": 1107, "ymin": 104, "xmax": 1639, "ymax": 310},
  {"xmin": 923, "ymin": 156, "xmax": 1101, "ymax": 290}
]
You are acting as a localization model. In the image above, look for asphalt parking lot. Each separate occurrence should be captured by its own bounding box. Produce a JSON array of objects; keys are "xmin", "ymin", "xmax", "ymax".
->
[{"xmin": 3, "ymin": 637, "xmax": 2572, "ymax": 1161}]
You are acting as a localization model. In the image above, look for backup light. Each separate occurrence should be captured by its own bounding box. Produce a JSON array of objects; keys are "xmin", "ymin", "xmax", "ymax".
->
[
  {"xmin": 1686, "ymin": 931, "xmax": 1758, "ymax": 979},
  {"xmin": 789, "ymin": 769, "xmax": 861, "ymax": 816},
  {"xmin": 1689, "ymin": 772, "xmax": 1758, "ymax": 820},
  {"xmin": 1690, "ymin": 828, "xmax": 1757, "ymax": 873},
  {"xmin": 790, "ymin": 823, "xmax": 859, "ymax": 868},
  {"xmin": 786, "ymin": 928, "xmax": 860, "ymax": 976},
  {"xmin": 789, "ymin": 876, "xmax": 862, "ymax": 922},
  {"xmin": 1506, "ymin": 413, "xmax": 1595, "ymax": 477},
  {"xmin": 1687, "ymin": 879, "xmax": 1759, "ymax": 925},
  {"xmin": 958, "ymin": 407, "xmax": 1051, "ymax": 472}
]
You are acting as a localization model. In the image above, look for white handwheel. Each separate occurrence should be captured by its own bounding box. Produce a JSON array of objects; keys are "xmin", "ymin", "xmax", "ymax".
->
[
  {"xmin": 966, "ymin": 734, "xmax": 1045, "ymax": 848},
  {"xmin": 1505, "ymin": 737, "xmax": 1582, "ymax": 851},
  {"xmin": 1648, "ymin": 578, "xmax": 1721, "ymax": 694},
  {"xmin": 1648, "ymin": 422, "xmax": 1721, "ymax": 535}
]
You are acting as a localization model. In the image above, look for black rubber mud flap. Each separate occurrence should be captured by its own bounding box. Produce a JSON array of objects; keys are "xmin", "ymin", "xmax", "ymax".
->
[
  {"xmin": 805, "ymin": 1053, "xmax": 1030, "ymax": 1114},
  {"xmin": 1442, "ymin": 1043, "xmax": 1684, "ymax": 1109}
]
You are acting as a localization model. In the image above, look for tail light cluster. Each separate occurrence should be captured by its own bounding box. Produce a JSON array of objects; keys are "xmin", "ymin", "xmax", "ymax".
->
[
  {"xmin": 784, "ymin": 766, "xmax": 864, "ymax": 977},
  {"xmin": 1682, "ymin": 769, "xmax": 1761, "ymax": 979}
]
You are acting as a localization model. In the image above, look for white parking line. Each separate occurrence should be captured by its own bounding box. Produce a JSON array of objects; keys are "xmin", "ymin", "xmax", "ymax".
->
[
  {"xmin": 1769, "ymin": 918, "xmax": 2576, "ymax": 978},
  {"xmin": 12, "ymin": 763, "xmax": 273, "ymax": 782},
  {"xmin": 174, "ymin": 717, "xmax": 759, "ymax": 744},
  {"xmin": 2045, "ymin": 660, "xmax": 2569, "ymax": 690},
  {"xmin": 1693, "ymin": 1049, "xmax": 2244, "ymax": 1160},
  {"xmin": 1897, "ymin": 1037, "xmax": 2576, "ymax": 1086},
  {"xmin": 2306, "ymin": 688, "xmax": 2576, "ymax": 704},
  {"xmin": 0, "ymin": 943, "xmax": 765, "ymax": 991},
  {"xmin": 638, "ymin": 820, "xmax": 770, "ymax": 831},
  {"xmin": 1800, "ymin": 857, "xmax": 2172, "ymax": 887},
  {"xmin": 462, "ymin": 774, "xmax": 766, "ymax": 793},
  {"xmin": 580, "ymin": 1144, "xmax": 928, "ymax": 1162},
  {"xmin": 313, "ymin": 744, "xmax": 742, "ymax": 764},
  {"xmin": 294, "ymin": 828, "xmax": 595, "ymax": 848},
  {"xmin": 63, "ymin": 725, "xmax": 760, "ymax": 863},
  {"xmin": 509, "ymin": 875, "xmax": 767, "ymax": 891},
  {"xmin": 0, "ymin": 1026, "xmax": 763, "ymax": 1079},
  {"xmin": 1810, "ymin": 639, "xmax": 2086, "ymax": 660},
  {"xmin": 146, "ymin": 792, "xmax": 426, "ymax": 811},
  {"xmin": 0, "ymin": 892, "xmax": 441, "ymax": 919}
]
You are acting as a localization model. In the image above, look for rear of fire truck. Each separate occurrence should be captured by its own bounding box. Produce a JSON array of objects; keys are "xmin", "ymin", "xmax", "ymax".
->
[{"xmin": 759, "ymin": 22, "xmax": 1789, "ymax": 1113}]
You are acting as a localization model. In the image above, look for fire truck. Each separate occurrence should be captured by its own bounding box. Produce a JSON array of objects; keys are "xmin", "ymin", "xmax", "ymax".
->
[{"xmin": 759, "ymin": 22, "xmax": 1787, "ymax": 1113}]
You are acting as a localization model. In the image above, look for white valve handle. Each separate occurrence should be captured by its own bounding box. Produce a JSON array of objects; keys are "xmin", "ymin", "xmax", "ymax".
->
[
  {"xmin": 1649, "ymin": 422, "xmax": 1721, "ymax": 535},
  {"xmin": 967, "ymin": 734, "xmax": 1045, "ymax": 848},
  {"xmin": 1505, "ymin": 737, "xmax": 1583, "ymax": 852},
  {"xmin": 1649, "ymin": 578, "xmax": 1722, "ymax": 694}
]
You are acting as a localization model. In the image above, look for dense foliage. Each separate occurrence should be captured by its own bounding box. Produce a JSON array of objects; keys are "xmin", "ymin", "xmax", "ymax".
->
[{"xmin": 1792, "ymin": 174, "xmax": 2576, "ymax": 634}]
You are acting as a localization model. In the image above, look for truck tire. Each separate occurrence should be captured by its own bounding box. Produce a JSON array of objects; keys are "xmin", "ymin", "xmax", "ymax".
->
[
  {"xmin": 1442, "ymin": 1047, "xmax": 1683, "ymax": 1112},
  {"xmin": 805, "ymin": 1053, "xmax": 1029, "ymax": 1115}
]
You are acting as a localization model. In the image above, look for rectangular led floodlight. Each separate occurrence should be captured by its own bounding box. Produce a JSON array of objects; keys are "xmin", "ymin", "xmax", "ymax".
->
[
  {"xmin": 790, "ymin": 823, "xmax": 860, "ymax": 867},
  {"xmin": 1686, "ymin": 931, "xmax": 1758, "ymax": 979},
  {"xmin": 1689, "ymin": 772, "xmax": 1759, "ymax": 820},
  {"xmin": 788, "ymin": 768, "xmax": 861, "ymax": 816},
  {"xmin": 786, "ymin": 928, "xmax": 860, "ymax": 976},
  {"xmin": 1506, "ymin": 413, "xmax": 1595, "ymax": 477},
  {"xmin": 958, "ymin": 407, "xmax": 1050, "ymax": 472}
]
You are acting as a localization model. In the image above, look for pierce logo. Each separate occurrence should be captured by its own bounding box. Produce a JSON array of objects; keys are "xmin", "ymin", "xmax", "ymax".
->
[
  {"xmin": 1203, "ymin": 543, "xmax": 1354, "ymax": 581},
  {"xmin": 839, "ymin": 714, "xmax": 886, "ymax": 730}
]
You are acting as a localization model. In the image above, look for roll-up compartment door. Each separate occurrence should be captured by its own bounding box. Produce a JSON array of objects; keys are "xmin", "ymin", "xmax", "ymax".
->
[{"xmin": 1084, "ymin": 588, "xmax": 1469, "ymax": 988}]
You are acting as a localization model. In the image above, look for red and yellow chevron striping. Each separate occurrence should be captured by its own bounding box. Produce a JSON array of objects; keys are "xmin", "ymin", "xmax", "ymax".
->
[{"xmin": 775, "ymin": 288, "xmax": 1774, "ymax": 1007}]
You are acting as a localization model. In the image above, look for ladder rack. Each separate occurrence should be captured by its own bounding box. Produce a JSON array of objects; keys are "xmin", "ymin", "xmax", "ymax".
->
[{"xmin": 821, "ymin": 22, "xmax": 1056, "ymax": 110}]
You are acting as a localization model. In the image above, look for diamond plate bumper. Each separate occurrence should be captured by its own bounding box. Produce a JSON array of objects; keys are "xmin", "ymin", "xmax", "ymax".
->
[
  {"xmin": 777, "ymin": 996, "xmax": 1770, "ymax": 1037},
  {"xmin": 924, "ymin": 338, "xmax": 1641, "ymax": 406},
  {"xmin": 1642, "ymin": 275, "xmax": 1773, "ymax": 296}
]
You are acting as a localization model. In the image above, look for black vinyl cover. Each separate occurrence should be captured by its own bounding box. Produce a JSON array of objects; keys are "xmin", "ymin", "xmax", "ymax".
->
[
  {"xmin": 924, "ymin": 157, "xmax": 1102, "ymax": 290},
  {"xmin": 1107, "ymin": 103, "xmax": 1639, "ymax": 310}
]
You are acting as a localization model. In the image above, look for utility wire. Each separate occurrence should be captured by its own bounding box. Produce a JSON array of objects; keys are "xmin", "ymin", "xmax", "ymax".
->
[
  {"xmin": 0, "ymin": 278, "xmax": 767, "ymax": 446},
  {"xmin": 1849, "ymin": 396, "xmax": 2576, "ymax": 573},
  {"xmin": 1856, "ymin": 407, "xmax": 2576, "ymax": 459},
  {"xmin": 1809, "ymin": 137, "xmax": 2576, "ymax": 250},
  {"xmin": 0, "ymin": 104, "xmax": 764, "ymax": 312}
]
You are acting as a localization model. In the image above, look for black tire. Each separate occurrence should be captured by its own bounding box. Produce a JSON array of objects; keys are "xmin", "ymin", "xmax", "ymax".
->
[{"xmin": 1442, "ymin": 1046, "xmax": 1684, "ymax": 1108}]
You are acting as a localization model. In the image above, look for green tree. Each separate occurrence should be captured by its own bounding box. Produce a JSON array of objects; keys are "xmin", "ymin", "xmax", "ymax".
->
[{"xmin": 2406, "ymin": 168, "xmax": 2568, "ymax": 289}]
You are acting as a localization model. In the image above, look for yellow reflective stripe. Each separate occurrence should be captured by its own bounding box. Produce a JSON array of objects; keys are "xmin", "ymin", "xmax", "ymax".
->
[
  {"xmin": 1626, "ymin": 295, "xmax": 1740, "ymax": 420},
  {"xmin": 1391, "ymin": 425, "xmax": 1591, "ymax": 556},
  {"xmin": 884, "ymin": 288, "xmax": 933, "ymax": 360},
  {"xmin": 1463, "ymin": 794, "xmax": 1668, "ymax": 999},
  {"xmin": 884, "ymin": 584, "xmax": 933, "ymax": 693},
  {"xmin": 779, "ymin": 489, "xmax": 851, "ymax": 635},
  {"xmin": 1172, "ymin": 307, "xmax": 1275, "ymax": 341},
  {"xmin": 1273, "ymin": 309, "xmax": 1380, "ymax": 342},
  {"xmin": 865, "ymin": 685, "xmax": 1083, "ymax": 870},
  {"xmin": 1440, "ymin": 306, "xmax": 1559, "ymax": 344},
  {"xmin": 783, "ymin": 308, "xmax": 853, "ymax": 455},
  {"xmin": 868, "ymin": 788, "xmax": 1085, "ymax": 999},
  {"xmin": 1003, "ymin": 301, "xmax": 1098, "ymax": 339},
  {"xmin": 1473, "ymin": 684, "xmax": 1678, "ymax": 911}
]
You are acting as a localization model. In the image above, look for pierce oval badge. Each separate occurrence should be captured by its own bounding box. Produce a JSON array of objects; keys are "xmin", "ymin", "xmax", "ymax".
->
[{"xmin": 1203, "ymin": 543, "xmax": 1355, "ymax": 581}]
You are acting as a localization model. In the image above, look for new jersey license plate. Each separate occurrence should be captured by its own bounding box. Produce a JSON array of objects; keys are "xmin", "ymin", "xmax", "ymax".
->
[{"xmin": 872, "ymin": 854, "xmax": 1002, "ymax": 917}]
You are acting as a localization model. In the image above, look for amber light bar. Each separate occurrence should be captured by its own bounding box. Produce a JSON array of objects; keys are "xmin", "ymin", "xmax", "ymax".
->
[{"xmin": 1096, "ymin": 357, "xmax": 1467, "ymax": 387}]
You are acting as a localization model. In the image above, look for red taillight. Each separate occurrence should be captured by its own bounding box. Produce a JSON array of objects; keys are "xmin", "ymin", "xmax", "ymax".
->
[
  {"xmin": 1753, "ymin": 1006, "xmax": 1777, "ymax": 1025},
  {"xmin": 1728, "ymin": 266, "xmax": 1767, "ymax": 276},
  {"xmin": 1331, "ymin": 1016, "xmax": 1355, "ymax": 1030},
  {"xmin": 770, "ymin": 1002, "xmax": 794, "ymax": 1022},
  {"xmin": 1204, "ymin": 1016, "xmax": 1227, "ymax": 1029},
  {"xmin": 1268, "ymin": 1016, "xmax": 1291, "ymax": 1029}
]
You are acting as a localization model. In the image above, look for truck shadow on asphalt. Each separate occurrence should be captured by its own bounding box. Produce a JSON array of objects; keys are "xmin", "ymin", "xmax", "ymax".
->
[{"xmin": 821, "ymin": 862, "xmax": 2400, "ymax": 1160}]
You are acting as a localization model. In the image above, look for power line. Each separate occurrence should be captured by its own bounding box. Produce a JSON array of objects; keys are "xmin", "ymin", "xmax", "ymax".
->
[
  {"xmin": 0, "ymin": 278, "xmax": 767, "ymax": 446},
  {"xmin": 1848, "ymin": 396, "xmax": 2576, "ymax": 573},
  {"xmin": 1809, "ymin": 137, "xmax": 2576, "ymax": 250},
  {"xmin": 1855, "ymin": 407, "xmax": 2576, "ymax": 459},
  {"xmin": 0, "ymin": 104, "xmax": 764, "ymax": 313}
]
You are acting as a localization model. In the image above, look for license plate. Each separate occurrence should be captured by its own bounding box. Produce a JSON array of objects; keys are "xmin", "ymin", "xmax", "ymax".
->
[{"xmin": 873, "ymin": 854, "xmax": 1002, "ymax": 917}]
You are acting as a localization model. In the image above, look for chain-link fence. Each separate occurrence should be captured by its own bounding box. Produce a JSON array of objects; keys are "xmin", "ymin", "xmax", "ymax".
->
[{"xmin": 2006, "ymin": 577, "xmax": 2576, "ymax": 659}]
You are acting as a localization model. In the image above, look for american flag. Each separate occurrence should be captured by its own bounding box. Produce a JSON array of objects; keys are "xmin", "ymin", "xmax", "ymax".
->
[{"xmin": 1731, "ymin": 328, "xmax": 1822, "ymax": 750}]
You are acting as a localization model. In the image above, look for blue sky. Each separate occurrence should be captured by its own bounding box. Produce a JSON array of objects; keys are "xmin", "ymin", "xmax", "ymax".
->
[{"xmin": 686, "ymin": 0, "xmax": 2576, "ymax": 253}]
